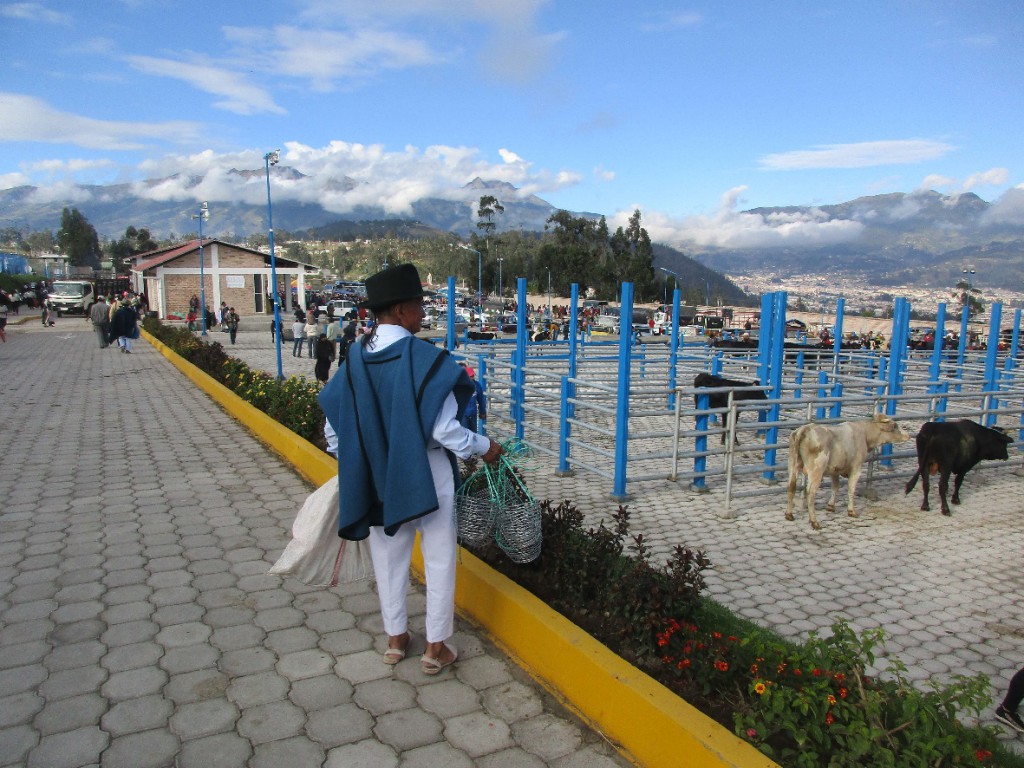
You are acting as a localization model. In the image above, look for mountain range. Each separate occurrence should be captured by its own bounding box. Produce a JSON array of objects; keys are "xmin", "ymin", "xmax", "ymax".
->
[{"xmin": 2, "ymin": 171, "xmax": 1022, "ymax": 291}]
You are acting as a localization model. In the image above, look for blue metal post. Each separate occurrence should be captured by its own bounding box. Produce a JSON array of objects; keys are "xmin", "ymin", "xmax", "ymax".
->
[
  {"xmin": 982, "ymin": 303, "xmax": 1003, "ymax": 427},
  {"xmin": 514, "ymin": 278, "xmax": 527, "ymax": 440},
  {"xmin": 693, "ymin": 392, "xmax": 709, "ymax": 491},
  {"xmin": 763, "ymin": 291, "xmax": 786, "ymax": 481},
  {"xmin": 264, "ymin": 157, "xmax": 285, "ymax": 380},
  {"xmin": 1007, "ymin": 308, "xmax": 1021, "ymax": 372},
  {"xmin": 567, "ymin": 283, "xmax": 579, "ymax": 431},
  {"xmin": 816, "ymin": 371, "xmax": 829, "ymax": 421},
  {"xmin": 831, "ymin": 297, "xmax": 845, "ymax": 370},
  {"xmin": 794, "ymin": 352, "xmax": 805, "ymax": 400},
  {"xmin": 445, "ymin": 277, "xmax": 456, "ymax": 352},
  {"xmin": 956, "ymin": 305, "xmax": 969, "ymax": 390},
  {"xmin": 612, "ymin": 282, "xmax": 634, "ymax": 499},
  {"xmin": 667, "ymin": 287, "xmax": 681, "ymax": 410},
  {"xmin": 882, "ymin": 298, "xmax": 908, "ymax": 465},
  {"xmin": 928, "ymin": 302, "xmax": 947, "ymax": 393},
  {"xmin": 757, "ymin": 293, "xmax": 773, "ymax": 387},
  {"xmin": 829, "ymin": 381, "xmax": 844, "ymax": 420},
  {"xmin": 557, "ymin": 376, "xmax": 572, "ymax": 474}
]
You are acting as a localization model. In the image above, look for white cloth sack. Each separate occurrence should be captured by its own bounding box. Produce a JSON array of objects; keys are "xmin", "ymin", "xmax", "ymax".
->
[{"xmin": 268, "ymin": 476, "xmax": 372, "ymax": 585}]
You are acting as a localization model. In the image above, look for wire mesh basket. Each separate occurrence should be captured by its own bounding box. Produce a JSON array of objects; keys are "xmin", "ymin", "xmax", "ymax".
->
[
  {"xmin": 455, "ymin": 490, "xmax": 496, "ymax": 548},
  {"xmin": 495, "ymin": 499, "xmax": 542, "ymax": 564}
]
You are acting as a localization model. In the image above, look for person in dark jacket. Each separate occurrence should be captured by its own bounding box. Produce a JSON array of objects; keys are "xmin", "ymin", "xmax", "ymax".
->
[
  {"xmin": 313, "ymin": 333, "xmax": 334, "ymax": 384},
  {"xmin": 110, "ymin": 300, "xmax": 138, "ymax": 353}
]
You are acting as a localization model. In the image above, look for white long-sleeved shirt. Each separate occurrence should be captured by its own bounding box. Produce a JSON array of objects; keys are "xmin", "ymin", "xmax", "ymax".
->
[{"xmin": 322, "ymin": 324, "xmax": 489, "ymax": 460}]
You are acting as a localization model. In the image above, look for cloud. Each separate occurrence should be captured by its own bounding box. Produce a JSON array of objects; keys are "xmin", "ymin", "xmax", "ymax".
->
[
  {"xmin": 1, "ymin": 2, "xmax": 71, "ymax": 24},
  {"xmin": 223, "ymin": 25, "xmax": 439, "ymax": 91},
  {"xmin": 760, "ymin": 140, "xmax": 955, "ymax": 170},
  {"xmin": 125, "ymin": 55, "xmax": 285, "ymax": 115},
  {"xmin": 918, "ymin": 167, "xmax": 1009, "ymax": 195},
  {"xmin": 293, "ymin": 0, "xmax": 561, "ymax": 84},
  {"xmin": 26, "ymin": 158, "xmax": 116, "ymax": 174},
  {"xmin": 0, "ymin": 92, "xmax": 204, "ymax": 150},
  {"xmin": 962, "ymin": 167, "xmax": 1009, "ymax": 191},
  {"xmin": 982, "ymin": 185, "xmax": 1024, "ymax": 226},
  {"xmin": 128, "ymin": 142, "xmax": 581, "ymax": 216},
  {"xmin": 0, "ymin": 172, "xmax": 29, "ymax": 188},
  {"xmin": 638, "ymin": 11, "xmax": 702, "ymax": 32},
  {"xmin": 626, "ymin": 185, "xmax": 865, "ymax": 250},
  {"xmin": 594, "ymin": 166, "xmax": 615, "ymax": 182}
]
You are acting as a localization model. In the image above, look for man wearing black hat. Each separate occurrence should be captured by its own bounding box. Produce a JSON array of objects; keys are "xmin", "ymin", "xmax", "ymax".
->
[{"xmin": 319, "ymin": 263, "xmax": 502, "ymax": 675}]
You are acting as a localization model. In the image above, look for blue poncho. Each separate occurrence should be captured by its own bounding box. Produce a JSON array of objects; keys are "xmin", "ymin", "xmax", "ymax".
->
[{"xmin": 318, "ymin": 335, "xmax": 473, "ymax": 540}]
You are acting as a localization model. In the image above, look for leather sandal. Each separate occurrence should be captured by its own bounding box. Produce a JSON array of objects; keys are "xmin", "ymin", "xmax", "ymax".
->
[
  {"xmin": 421, "ymin": 643, "xmax": 458, "ymax": 675},
  {"xmin": 382, "ymin": 633, "xmax": 411, "ymax": 665}
]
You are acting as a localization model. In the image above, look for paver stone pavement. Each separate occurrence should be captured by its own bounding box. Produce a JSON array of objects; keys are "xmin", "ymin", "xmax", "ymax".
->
[{"xmin": 0, "ymin": 323, "xmax": 630, "ymax": 766}]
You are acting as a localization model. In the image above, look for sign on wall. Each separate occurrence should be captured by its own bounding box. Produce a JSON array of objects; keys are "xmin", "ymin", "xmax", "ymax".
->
[{"xmin": 225, "ymin": 275, "xmax": 245, "ymax": 288}]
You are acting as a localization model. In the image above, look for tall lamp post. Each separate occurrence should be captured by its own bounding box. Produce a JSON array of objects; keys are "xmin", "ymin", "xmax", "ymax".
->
[
  {"xmin": 659, "ymin": 266, "xmax": 679, "ymax": 306},
  {"xmin": 546, "ymin": 268, "xmax": 551, "ymax": 319},
  {"xmin": 192, "ymin": 201, "xmax": 209, "ymax": 335},
  {"xmin": 496, "ymin": 255, "xmax": 504, "ymax": 307},
  {"xmin": 455, "ymin": 244, "xmax": 483, "ymax": 329},
  {"xmin": 962, "ymin": 266, "xmax": 976, "ymax": 321},
  {"xmin": 264, "ymin": 150, "xmax": 284, "ymax": 381}
]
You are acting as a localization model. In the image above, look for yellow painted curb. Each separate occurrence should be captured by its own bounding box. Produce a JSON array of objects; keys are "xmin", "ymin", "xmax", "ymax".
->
[{"xmin": 144, "ymin": 329, "xmax": 779, "ymax": 768}]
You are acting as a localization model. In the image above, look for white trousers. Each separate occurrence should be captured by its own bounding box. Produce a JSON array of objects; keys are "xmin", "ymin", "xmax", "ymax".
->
[
  {"xmin": 118, "ymin": 336, "xmax": 133, "ymax": 352},
  {"xmin": 367, "ymin": 448, "xmax": 457, "ymax": 643}
]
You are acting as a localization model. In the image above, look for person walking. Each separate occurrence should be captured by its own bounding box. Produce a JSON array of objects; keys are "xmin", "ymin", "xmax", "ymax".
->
[
  {"xmin": 225, "ymin": 307, "xmax": 240, "ymax": 345},
  {"xmin": 89, "ymin": 295, "xmax": 109, "ymax": 348},
  {"xmin": 304, "ymin": 317, "xmax": 318, "ymax": 359},
  {"xmin": 291, "ymin": 318, "xmax": 305, "ymax": 357},
  {"xmin": 0, "ymin": 301, "xmax": 7, "ymax": 343},
  {"xmin": 313, "ymin": 332, "xmax": 334, "ymax": 385},
  {"xmin": 319, "ymin": 263, "xmax": 503, "ymax": 674},
  {"xmin": 110, "ymin": 299, "xmax": 138, "ymax": 353}
]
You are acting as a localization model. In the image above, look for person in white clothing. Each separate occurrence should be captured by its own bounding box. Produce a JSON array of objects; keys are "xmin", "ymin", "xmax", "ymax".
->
[{"xmin": 319, "ymin": 263, "xmax": 502, "ymax": 674}]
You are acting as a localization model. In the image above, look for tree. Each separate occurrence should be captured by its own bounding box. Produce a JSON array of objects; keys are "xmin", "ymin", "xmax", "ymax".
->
[
  {"xmin": 952, "ymin": 280, "xmax": 984, "ymax": 317},
  {"xmin": 107, "ymin": 226, "xmax": 158, "ymax": 271},
  {"xmin": 57, "ymin": 208, "xmax": 101, "ymax": 269},
  {"xmin": 476, "ymin": 195, "xmax": 505, "ymax": 237}
]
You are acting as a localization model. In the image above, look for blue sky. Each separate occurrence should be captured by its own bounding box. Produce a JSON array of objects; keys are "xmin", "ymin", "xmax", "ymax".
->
[{"xmin": 2, "ymin": 0, "xmax": 1022, "ymax": 248}]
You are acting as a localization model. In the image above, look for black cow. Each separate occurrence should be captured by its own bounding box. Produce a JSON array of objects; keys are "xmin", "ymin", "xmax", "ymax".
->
[
  {"xmin": 693, "ymin": 373, "xmax": 768, "ymax": 444},
  {"xmin": 904, "ymin": 420, "xmax": 1014, "ymax": 515}
]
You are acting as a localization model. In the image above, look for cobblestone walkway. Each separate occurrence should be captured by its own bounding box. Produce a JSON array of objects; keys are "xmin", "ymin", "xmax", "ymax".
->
[{"xmin": 0, "ymin": 323, "xmax": 628, "ymax": 768}]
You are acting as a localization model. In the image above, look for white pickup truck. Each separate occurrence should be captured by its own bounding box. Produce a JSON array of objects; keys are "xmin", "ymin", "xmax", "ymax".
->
[{"xmin": 47, "ymin": 280, "xmax": 95, "ymax": 315}]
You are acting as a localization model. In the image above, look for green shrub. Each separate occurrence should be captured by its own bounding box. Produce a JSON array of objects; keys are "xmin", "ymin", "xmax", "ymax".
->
[{"xmin": 143, "ymin": 317, "xmax": 326, "ymax": 449}]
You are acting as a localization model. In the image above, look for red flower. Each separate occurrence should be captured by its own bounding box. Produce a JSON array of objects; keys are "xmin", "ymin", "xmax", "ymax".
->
[
  {"xmin": 678, "ymin": 659, "xmax": 691, "ymax": 670},
  {"xmin": 712, "ymin": 631, "xmax": 722, "ymax": 640},
  {"xmin": 750, "ymin": 663, "xmax": 759, "ymax": 675},
  {"xmin": 838, "ymin": 687, "xmax": 847, "ymax": 699},
  {"xmin": 812, "ymin": 668, "xmax": 823, "ymax": 677},
  {"xmin": 975, "ymin": 749, "xmax": 992, "ymax": 761},
  {"xmin": 727, "ymin": 635, "xmax": 738, "ymax": 643},
  {"xmin": 825, "ymin": 713, "xmax": 835, "ymax": 726},
  {"xmin": 827, "ymin": 694, "xmax": 837, "ymax": 706},
  {"xmin": 833, "ymin": 672, "xmax": 846, "ymax": 682},
  {"xmin": 746, "ymin": 728, "xmax": 758, "ymax": 739},
  {"xmin": 792, "ymin": 668, "xmax": 802, "ymax": 676},
  {"xmin": 714, "ymin": 660, "xmax": 729, "ymax": 672}
]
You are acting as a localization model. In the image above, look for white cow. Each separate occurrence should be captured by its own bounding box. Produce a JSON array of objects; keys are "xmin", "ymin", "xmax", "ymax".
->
[{"xmin": 785, "ymin": 414, "xmax": 910, "ymax": 530}]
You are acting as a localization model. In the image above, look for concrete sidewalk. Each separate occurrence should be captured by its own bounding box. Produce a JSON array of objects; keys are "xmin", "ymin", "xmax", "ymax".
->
[{"xmin": 0, "ymin": 323, "xmax": 630, "ymax": 768}]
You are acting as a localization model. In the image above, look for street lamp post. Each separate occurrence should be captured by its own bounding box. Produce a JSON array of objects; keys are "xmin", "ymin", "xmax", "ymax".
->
[
  {"xmin": 264, "ymin": 150, "xmax": 284, "ymax": 381},
  {"xmin": 192, "ymin": 201, "xmax": 209, "ymax": 335},
  {"xmin": 455, "ymin": 244, "xmax": 483, "ymax": 329},
  {"xmin": 546, "ymin": 268, "xmax": 551, "ymax": 319},
  {"xmin": 658, "ymin": 266, "xmax": 679, "ymax": 306},
  {"xmin": 962, "ymin": 266, "xmax": 976, "ymax": 321},
  {"xmin": 496, "ymin": 255, "xmax": 504, "ymax": 307}
]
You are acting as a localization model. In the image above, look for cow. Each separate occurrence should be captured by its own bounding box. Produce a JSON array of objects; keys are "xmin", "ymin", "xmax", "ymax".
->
[
  {"xmin": 693, "ymin": 373, "xmax": 768, "ymax": 444},
  {"xmin": 785, "ymin": 414, "xmax": 910, "ymax": 530},
  {"xmin": 903, "ymin": 420, "xmax": 1014, "ymax": 516},
  {"xmin": 466, "ymin": 330, "xmax": 496, "ymax": 341}
]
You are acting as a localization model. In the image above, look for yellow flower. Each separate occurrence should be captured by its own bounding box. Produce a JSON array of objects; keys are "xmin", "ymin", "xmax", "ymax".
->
[{"xmin": 754, "ymin": 682, "xmax": 766, "ymax": 695}]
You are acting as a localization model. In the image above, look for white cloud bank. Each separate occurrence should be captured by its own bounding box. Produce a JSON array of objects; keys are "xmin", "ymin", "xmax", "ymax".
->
[
  {"xmin": 761, "ymin": 139, "xmax": 955, "ymax": 170},
  {"xmin": 0, "ymin": 92, "xmax": 203, "ymax": 150},
  {"xmin": 129, "ymin": 142, "xmax": 582, "ymax": 216},
  {"xmin": 621, "ymin": 186, "xmax": 866, "ymax": 250}
]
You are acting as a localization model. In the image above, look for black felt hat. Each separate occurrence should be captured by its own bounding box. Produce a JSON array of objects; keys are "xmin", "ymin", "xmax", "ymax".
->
[{"xmin": 361, "ymin": 263, "xmax": 425, "ymax": 311}]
